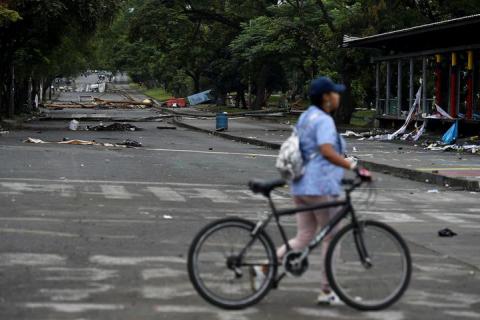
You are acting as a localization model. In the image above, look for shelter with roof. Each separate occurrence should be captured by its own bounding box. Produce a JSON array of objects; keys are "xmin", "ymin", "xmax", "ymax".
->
[{"xmin": 343, "ymin": 14, "xmax": 480, "ymax": 131}]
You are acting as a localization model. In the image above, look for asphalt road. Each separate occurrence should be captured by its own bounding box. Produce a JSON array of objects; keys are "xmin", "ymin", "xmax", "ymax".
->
[{"xmin": 0, "ymin": 88, "xmax": 479, "ymax": 319}]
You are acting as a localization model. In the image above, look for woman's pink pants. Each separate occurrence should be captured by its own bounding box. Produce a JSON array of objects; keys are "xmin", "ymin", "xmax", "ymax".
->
[{"xmin": 276, "ymin": 195, "xmax": 341, "ymax": 292}]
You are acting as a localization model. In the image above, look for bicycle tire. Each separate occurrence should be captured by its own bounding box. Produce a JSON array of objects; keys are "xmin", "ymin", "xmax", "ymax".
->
[
  {"xmin": 326, "ymin": 220, "xmax": 412, "ymax": 311},
  {"xmin": 187, "ymin": 218, "xmax": 278, "ymax": 310}
]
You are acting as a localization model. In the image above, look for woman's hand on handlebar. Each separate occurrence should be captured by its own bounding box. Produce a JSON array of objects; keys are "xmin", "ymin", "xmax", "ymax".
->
[{"xmin": 355, "ymin": 167, "xmax": 373, "ymax": 182}]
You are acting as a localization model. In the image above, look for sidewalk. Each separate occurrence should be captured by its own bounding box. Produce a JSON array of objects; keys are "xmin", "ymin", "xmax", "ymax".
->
[{"xmin": 174, "ymin": 117, "xmax": 480, "ymax": 191}]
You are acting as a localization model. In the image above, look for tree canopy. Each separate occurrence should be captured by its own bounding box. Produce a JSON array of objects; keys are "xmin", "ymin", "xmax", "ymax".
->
[
  {"xmin": 2, "ymin": 0, "xmax": 480, "ymax": 122},
  {"xmin": 0, "ymin": 0, "xmax": 121, "ymax": 117}
]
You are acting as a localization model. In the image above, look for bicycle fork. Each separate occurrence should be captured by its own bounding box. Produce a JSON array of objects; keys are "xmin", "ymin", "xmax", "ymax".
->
[{"xmin": 353, "ymin": 223, "xmax": 373, "ymax": 269}]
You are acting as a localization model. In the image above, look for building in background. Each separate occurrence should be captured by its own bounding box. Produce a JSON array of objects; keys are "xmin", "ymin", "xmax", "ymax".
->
[{"xmin": 343, "ymin": 14, "xmax": 480, "ymax": 133}]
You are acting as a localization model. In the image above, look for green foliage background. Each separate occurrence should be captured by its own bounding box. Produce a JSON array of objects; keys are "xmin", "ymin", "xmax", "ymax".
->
[{"xmin": 2, "ymin": 0, "xmax": 480, "ymax": 123}]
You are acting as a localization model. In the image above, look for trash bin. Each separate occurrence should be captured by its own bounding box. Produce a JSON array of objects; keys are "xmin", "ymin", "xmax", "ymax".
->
[{"xmin": 216, "ymin": 112, "xmax": 228, "ymax": 131}]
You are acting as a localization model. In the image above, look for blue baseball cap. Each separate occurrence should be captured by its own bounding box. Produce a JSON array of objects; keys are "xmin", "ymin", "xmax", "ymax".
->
[{"xmin": 309, "ymin": 77, "xmax": 346, "ymax": 97}]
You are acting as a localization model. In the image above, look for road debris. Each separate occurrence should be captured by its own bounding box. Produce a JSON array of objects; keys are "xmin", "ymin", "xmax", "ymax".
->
[
  {"xmin": 341, "ymin": 130, "xmax": 362, "ymax": 137},
  {"xmin": 87, "ymin": 122, "xmax": 142, "ymax": 132},
  {"xmin": 427, "ymin": 189, "xmax": 439, "ymax": 193},
  {"xmin": 24, "ymin": 137, "xmax": 142, "ymax": 148},
  {"xmin": 43, "ymin": 97, "xmax": 153, "ymax": 110},
  {"xmin": 68, "ymin": 120, "xmax": 80, "ymax": 131},
  {"xmin": 156, "ymin": 126, "xmax": 177, "ymax": 130},
  {"xmin": 187, "ymin": 90, "xmax": 213, "ymax": 106},
  {"xmin": 118, "ymin": 139, "xmax": 142, "ymax": 148},
  {"xmin": 438, "ymin": 228, "xmax": 457, "ymax": 237},
  {"xmin": 424, "ymin": 143, "xmax": 480, "ymax": 154}
]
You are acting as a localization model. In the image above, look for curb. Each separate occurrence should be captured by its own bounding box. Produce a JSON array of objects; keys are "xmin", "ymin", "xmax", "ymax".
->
[
  {"xmin": 173, "ymin": 118, "xmax": 480, "ymax": 192},
  {"xmin": 173, "ymin": 118, "xmax": 281, "ymax": 149}
]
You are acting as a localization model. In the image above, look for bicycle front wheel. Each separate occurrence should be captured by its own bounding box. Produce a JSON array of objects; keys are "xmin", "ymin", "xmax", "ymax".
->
[
  {"xmin": 187, "ymin": 218, "xmax": 277, "ymax": 309},
  {"xmin": 326, "ymin": 220, "xmax": 412, "ymax": 311}
]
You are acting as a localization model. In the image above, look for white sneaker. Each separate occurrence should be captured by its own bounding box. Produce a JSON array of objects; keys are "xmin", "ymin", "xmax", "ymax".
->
[
  {"xmin": 249, "ymin": 266, "xmax": 267, "ymax": 291},
  {"xmin": 317, "ymin": 290, "xmax": 343, "ymax": 305}
]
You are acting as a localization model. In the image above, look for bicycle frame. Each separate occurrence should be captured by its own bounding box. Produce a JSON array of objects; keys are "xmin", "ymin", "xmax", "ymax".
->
[{"xmin": 238, "ymin": 180, "xmax": 369, "ymax": 284}]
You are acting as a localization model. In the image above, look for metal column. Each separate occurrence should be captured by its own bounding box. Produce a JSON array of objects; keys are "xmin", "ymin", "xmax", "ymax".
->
[
  {"xmin": 375, "ymin": 62, "xmax": 380, "ymax": 115},
  {"xmin": 449, "ymin": 52, "xmax": 458, "ymax": 118},
  {"xmin": 466, "ymin": 51, "xmax": 474, "ymax": 120},
  {"xmin": 386, "ymin": 61, "xmax": 391, "ymax": 115},
  {"xmin": 422, "ymin": 57, "xmax": 428, "ymax": 113},
  {"xmin": 409, "ymin": 58, "xmax": 414, "ymax": 110},
  {"xmin": 397, "ymin": 60, "xmax": 402, "ymax": 117}
]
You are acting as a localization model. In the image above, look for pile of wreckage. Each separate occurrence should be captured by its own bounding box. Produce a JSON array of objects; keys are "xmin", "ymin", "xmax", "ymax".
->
[
  {"xmin": 43, "ymin": 97, "xmax": 154, "ymax": 110},
  {"xmin": 342, "ymin": 86, "xmax": 480, "ymax": 155}
]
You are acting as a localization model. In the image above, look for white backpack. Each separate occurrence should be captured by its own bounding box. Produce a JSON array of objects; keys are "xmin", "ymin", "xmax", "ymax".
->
[{"xmin": 276, "ymin": 128, "xmax": 305, "ymax": 181}]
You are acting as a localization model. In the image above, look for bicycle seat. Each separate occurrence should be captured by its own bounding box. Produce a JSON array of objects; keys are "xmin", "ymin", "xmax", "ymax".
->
[{"xmin": 248, "ymin": 179, "xmax": 286, "ymax": 196}]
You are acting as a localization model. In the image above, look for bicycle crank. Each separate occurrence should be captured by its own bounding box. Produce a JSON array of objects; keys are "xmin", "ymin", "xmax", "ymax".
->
[{"xmin": 283, "ymin": 251, "xmax": 309, "ymax": 277}]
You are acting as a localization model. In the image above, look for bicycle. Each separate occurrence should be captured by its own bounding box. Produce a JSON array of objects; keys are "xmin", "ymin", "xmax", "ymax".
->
[{"xmin": 187, "ymin": 174, "xmax": 412, "ymax": 311}]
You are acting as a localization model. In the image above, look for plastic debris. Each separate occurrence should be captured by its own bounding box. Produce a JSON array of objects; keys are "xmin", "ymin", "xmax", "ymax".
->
[
  {"xmin": 69, "ymin": 119, "xmax": 80, "ymax": 131},
  {"xmin": 163, "ymin": 215, "xmax": 173, "ymax": 220},
  {"xmin": 427, "ymin": 189, "xmax": 439, "ymax": 193},
  {"xmin": 441, "ymin": 121, "xmax": 459, "ymax": 144}
]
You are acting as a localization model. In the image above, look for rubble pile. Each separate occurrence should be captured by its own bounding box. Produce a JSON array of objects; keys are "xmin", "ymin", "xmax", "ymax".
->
[
  {"xmin": 43, "ymin": 97, "xmax": 153, "ymax": 110},
  {"xmin": 87, "ymin": 122, "xmax": 142, "ymax": 132}
]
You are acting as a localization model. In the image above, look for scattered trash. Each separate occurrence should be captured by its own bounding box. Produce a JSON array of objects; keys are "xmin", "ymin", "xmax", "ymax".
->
[
  {"xmin": 341, "ymin": 130, "xmax": 362, "ymax": 137},
  {"xmin": 438, "ymin": 228, "xmax": 457, "ymax": 237},
  {"xmin": 142, "ymin": 99, "xmax": 153, "ymax": 105},
  {"xmin": 118, "ymin": 139, "xmax": 142, "ymax": 148},
  {"xmin": 59, "ymin": 139, "xmax": 97, "ymax": 145},
  {"xmin": 427, "ymin": 189, "xmax": 439, "ymax": 193},
  {"xmin": 88, "ymin": 122, "xmax": 141, "ymax": 132},
  {"xmin": 352, "ymin": 147, "xmax": 358, "ymax": 152},
  {"xmin": 24, "ymin": 138, "xmax": 48, "ymax": 144},
  {"xmin": 68, "ymin": 119, "xmax": 80, "ymax": 131},
  {"xmin": 424, "ymin": 142, "xmax": 480, "ymax": 154},
  {"xmin": 24, "ymin": 137, "xmax": 141, "ymax": 148}
]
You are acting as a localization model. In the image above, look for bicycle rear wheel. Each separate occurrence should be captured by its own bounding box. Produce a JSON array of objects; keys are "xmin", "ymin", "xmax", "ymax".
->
[
  {"xmin": 326, "ymin": 220, "xmax": 412, "ymax": 311},
  {"xmin": 187, "ymin": 218, "xmax": 277, "ymax": 309}
]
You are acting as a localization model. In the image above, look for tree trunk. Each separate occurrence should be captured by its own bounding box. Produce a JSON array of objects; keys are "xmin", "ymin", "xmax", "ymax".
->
[
  {"xmin": 216, "ymin": 91, "xmax": 227, "ymax": 106},
  {"xmin": 240, "ymin": 90, "xmax": 247, "ymax": 109},
  {"xmin": 27, "ymin": 76, "xmax": 33, "ymax": 111},
  {"xmin": 335, "ymin": 69, "xmax": 354, "ymax": 124},
  {"xmin": 8, "ymin": 64, "xmax": 14, "ymax": 118},
  {"xmin": 253, "ymin": 64, "xmax": 269, "ymax": 110}
]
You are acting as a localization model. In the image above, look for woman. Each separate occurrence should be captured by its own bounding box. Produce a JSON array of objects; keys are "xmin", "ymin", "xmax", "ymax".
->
[{"xmin": 252, "ymin": 77, "xmax": 369, "ymax": 305}]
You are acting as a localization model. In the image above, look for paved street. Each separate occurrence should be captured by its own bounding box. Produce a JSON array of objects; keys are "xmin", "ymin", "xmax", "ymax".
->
[{"xmin": 0, "ymin": 87, "xmax": 479, "ymax": 320}]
